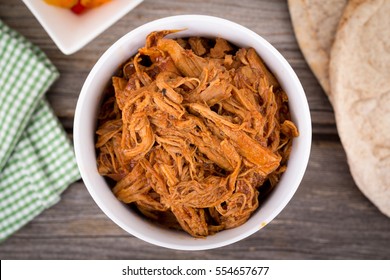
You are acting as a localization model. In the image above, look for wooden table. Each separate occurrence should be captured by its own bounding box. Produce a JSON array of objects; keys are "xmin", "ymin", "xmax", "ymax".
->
[{"xmin": 1, "ymin": 0, "xmax": 389, "ymax": 260}]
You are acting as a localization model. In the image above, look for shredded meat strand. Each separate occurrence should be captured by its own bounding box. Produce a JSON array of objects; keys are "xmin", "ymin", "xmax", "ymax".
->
[{"xmin": 96, "ymin": 30, "xmax": 298, "ymax": 238}]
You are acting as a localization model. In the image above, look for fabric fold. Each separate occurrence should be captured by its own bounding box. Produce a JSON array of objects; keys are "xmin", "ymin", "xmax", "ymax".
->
[{"xmin": 0, "ymin": 20, "xmax": 81, "ymax": 241}]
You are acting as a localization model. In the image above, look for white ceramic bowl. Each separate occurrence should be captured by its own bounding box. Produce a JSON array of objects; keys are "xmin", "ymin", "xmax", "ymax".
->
[
  {"xmin": 74, "ymin": 15, "xmax": 311, "ymax": 250},
  {"xmin": 22, "ymin": 0, "xmax": 143, "ymax": 55}
]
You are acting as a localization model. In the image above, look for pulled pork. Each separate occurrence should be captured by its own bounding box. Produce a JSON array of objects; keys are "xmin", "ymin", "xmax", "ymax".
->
[{"xmin": 95, "ymin": 30, "xmax": 298, "ymax": 237}]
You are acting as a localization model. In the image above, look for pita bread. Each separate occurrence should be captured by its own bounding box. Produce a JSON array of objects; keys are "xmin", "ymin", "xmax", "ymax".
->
[
  {"xmin": 288, "ymin": 0, "xmax": 347, "ymax": 100},
  {"xmin": 330, "ymin": 0, "xmax": 390, "ymax": 216}
]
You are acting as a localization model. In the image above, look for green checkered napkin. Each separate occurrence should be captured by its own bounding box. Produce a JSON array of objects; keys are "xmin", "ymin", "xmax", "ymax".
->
[{"xmin": 0, "ymin": 20, "xmax": 80, "ymax": 241}]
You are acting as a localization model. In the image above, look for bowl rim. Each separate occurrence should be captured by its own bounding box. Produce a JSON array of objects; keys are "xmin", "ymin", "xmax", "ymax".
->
[{"xmin": 74, "ymin": 14, "xmax": 312, "ymax": 250}]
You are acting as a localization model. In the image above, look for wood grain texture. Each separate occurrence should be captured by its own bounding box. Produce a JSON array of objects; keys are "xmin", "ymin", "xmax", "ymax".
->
[{"xmin": 0, "ymin": 0, "xmax": 389, "ymax": 259}]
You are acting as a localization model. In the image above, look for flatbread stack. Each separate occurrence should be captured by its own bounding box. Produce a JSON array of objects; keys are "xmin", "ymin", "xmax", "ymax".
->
[{"xmin": 289, "ymin": 0, "xmax": 390, "ymax": 216}]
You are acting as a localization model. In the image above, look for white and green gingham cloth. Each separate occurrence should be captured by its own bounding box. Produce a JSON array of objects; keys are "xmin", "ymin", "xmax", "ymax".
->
[{"xmin": 0, "ymin": 20, "xmax": 80, "ymax": 241}]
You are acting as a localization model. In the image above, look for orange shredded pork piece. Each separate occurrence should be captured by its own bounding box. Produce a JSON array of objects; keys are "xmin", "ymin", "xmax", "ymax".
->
[{"xmin": 96, "ymin": 30, "xmax": 298, "ymax": 237}]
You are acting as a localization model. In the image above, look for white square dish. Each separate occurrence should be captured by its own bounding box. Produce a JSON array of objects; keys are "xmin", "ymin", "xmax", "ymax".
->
[{"xmin": 22, "ymin": 0, "xmax": 144, "ymax": 55}]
